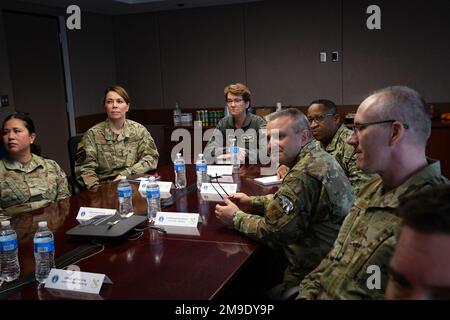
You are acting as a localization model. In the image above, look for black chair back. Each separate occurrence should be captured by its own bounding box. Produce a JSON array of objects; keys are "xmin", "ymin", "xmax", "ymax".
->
[{"xmin": 67, "ymin": 134, "xmax": 84, "ymax": 194}]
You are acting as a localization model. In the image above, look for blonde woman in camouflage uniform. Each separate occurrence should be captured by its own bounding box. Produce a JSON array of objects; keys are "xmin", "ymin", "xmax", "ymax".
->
[
  {"xmin": 0, "ymin": 113, "xmax": 70, "ymax": 216},
  {"xmin": 75, "ymin": 86, "xmax": 159, "ymax": 189}
]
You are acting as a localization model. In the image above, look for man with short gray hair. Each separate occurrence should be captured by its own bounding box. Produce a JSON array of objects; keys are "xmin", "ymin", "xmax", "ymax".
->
[
  {"xmin": 215, "ymin": 108, "xmax": 354, "ymax": 299},
  {"xmin": 297, "ymin": 86, "xmax": 449, "ymax": 300}
]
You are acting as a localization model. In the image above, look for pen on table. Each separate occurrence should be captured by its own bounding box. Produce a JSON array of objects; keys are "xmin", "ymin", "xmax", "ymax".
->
[
  {"xmin": 107, "ymin": 220, "xmax": 120, "ymax": 229},
  {"xmin": 210, "ymin": 182, "xmax": 225, "ymax": 200},
  {"xmin": 214, "ymin": 174, "xmax": 230, "ymax": 197}
]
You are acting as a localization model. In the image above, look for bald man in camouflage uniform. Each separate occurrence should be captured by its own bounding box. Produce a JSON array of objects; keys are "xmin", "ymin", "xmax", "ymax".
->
[
  {"xmin": 215, "ymin": 108, "xmax": 355, "ymax": 299},
  {"xmin": 0, "ymin": 154, "xmax": 70, "ymax": 216},
  {"xmin": 297, "ymin": 86, "xmax": 449, "ymax": 300},
  {"xmin": 75, "ymin": 119, "xmax": 159, "ymax": 189}
]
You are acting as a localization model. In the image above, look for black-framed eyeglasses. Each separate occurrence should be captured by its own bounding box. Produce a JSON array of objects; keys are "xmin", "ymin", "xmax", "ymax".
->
[
  {"xmin": 307, "ymin": 113, "xmax": 335, "ymax": 124},
  {"xmin": 352, "ymin": 120, "xmax": 409, "ymax": 134}
]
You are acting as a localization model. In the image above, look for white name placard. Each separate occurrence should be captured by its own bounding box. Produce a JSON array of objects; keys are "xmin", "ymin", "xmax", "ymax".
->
[
  {"xmin": 154, "ymin": 212, "xmax": 199, "ymax": 227},
  {"xmin": 200, "ymin": 192, "xmax": 225, "ymax": 202},
  {"xmin": 138, "ymin": 180, "xmax": 173, "ymax": 199},
  {"xmin": 45, "ymin": 268, "xmax": 109, "ymax": 295},
  {"xmin": 200, "ymin": 183, "xmax": 237, "ymax": 196},
  {"xmin": 76, "ymin": 207, "xmax": 116, "ymax": 223},
  {"xmin": 215, "ymin": 175, "xmax": 234, "ymax": 183},
  {"xmin": 207, "ymin": 165, "xmax": 233, "ymax": 177}
]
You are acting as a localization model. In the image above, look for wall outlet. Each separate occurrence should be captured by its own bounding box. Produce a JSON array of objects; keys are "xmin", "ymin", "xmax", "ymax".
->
[
  {"xmin": 0, "ymin": 95, "xmax": 9, "ymax": 107},
  {"xmin": 320, "ymin": 52, "xmax": 327, "ymax": 62}
]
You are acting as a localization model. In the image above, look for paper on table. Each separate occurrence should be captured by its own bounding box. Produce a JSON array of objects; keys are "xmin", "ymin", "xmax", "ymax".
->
[{"xmin": 253, "ymin": 175, "xmax": 282, "ymax": 186}]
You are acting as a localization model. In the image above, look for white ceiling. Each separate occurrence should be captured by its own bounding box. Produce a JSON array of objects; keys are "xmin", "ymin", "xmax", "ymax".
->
[{"xmin": 13, "ymin": 0, "xmax": 263, "ymax": 15}]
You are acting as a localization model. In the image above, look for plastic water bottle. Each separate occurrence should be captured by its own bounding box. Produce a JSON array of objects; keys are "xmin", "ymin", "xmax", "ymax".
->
[
  {"xmin": 117, "ymin": 177, "xmax": 133, "ymax": 217},
  {"xmin": 174, "ymin": 153, "xmax": 187, "ymax": 189},
  {"xmin": 33, "ymin": 221, "xmax": 55, "ymax": 284},
  {"xmin": 196, "ymin": 153, "xmax": 208, "ymax": 190},
  {"xmin": 146, "ymin": 176, "xmax": 161, "ymax": 223},
  {"xmin": 229, "ymin": 137, "xmax": 240, "ymax": 172},
  {"xmin": 0, "ymin": 221, "xmax": 20, "ymax": 282},
  {"xmin": 276, "ymin": 102, "xmax": 282, "ymax": 112}
]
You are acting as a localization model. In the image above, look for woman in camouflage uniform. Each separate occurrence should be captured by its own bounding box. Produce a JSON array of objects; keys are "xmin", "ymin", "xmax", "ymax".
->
[
  {"xmin": 0, "ymin": 113, "xmax": 70, "ymax": 216},
  {"xmin": 75, "ymin": 86, "xmax": 159, "ymax": 189}
]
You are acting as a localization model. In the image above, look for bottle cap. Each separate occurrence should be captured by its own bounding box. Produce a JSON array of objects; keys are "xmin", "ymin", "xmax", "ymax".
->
[
  {"xmin": 1, "ymin": 221, "xmax": 11, "ymax": 227},
  {"xmin": 38, "ymin": 221, "xmax": 47, "ymax": 228},
  {"xmin": 176, "ymin": 153, "xmax": 181, "ymax": 157},
  {"xmin": 148, "ymin": 176, "xmax": 155, "ymax": 181},
  {"xmin": 199, "ymin": 153, "xmax": 204, "ymax": 157}
]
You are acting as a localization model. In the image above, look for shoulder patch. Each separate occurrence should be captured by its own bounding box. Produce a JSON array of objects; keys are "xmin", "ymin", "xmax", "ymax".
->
[{"xmin": 278, "ymin": 194, "xmax": 294, "ymax": 214}]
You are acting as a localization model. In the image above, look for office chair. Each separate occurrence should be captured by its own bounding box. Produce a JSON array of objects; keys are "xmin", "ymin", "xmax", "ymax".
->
[{"xmin": 67, "ymin": 134, "xmax": 85, "ymax": 194}]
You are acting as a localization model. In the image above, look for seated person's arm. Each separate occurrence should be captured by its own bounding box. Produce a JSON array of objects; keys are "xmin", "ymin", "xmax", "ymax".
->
[
  {"xmin": 75, "ymin": 133, "xmax": 100, "ymax": 189},
  {"xmin": 234, "ymin": 174, "xmax": 319, "ymax": 247},
  {"xmin": 120, "ymin": 130, "xmax": 159, "ymax": 177},
  {"xmin": 54, "ymin": 162, "xmax": 71, "ymax": 199}
]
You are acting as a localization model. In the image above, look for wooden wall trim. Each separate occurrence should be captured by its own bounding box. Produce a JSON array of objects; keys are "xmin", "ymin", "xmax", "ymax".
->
[{"xmin": 75, "ymin": 103, "xmax": 450, "ymax": 134}]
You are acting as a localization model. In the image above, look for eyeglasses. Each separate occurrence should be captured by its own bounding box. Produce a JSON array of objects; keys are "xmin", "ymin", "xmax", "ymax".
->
[
  {"xmin": 352, "ymin": 120, "xmax": 409, "ymax": 134},
  {"xmin": 307, "ymin": 113, "xmax": 335, "ymax": 124},
  {"xmin": 226, "ymin": 98, "xmax": 244, "ymax": 105}
]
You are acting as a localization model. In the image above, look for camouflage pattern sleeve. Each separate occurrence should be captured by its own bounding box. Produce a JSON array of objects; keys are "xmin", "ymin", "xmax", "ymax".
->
[
  {"xmin": 331, "ymin": 126, "xmax": 373, "ymax": 196},
  {"xmin": 296, "ymin": 204, "xmax": 358, "ymax": 299},
  {"xmin": 345, "ymin": 151, "xmax": 373, "ymax": 196},
  {"xmin": 50, "ymin": 160, "xmax": 71, "ymax": 199},
  {"xmin": 119, "ymin": 128, "xmax": 159, "ymax": 177},
  {"xmin": 75, "ymin": 131, "xmax": 100, "ymax": 189},
  {"xmin": 233, "ymin": 173, "xmax": 321, "ymax": 247},
  {"xmin": 296, "ymin": 251, "xmax": 328, "ymax": 299},
  {"xmin": 249, "ymin": 194, "xmax": 274, "ymax": 216}
]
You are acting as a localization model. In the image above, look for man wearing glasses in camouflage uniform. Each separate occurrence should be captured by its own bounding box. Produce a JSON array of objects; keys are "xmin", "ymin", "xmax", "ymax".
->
[{"xmin": 297, "ymin": 86, "xmax": 449, "ymax": 300}]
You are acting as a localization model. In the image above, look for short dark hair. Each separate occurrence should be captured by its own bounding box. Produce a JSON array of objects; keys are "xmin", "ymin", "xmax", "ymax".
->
[
  {"xmin": 309, "ymin": 99, "xmax": 337, "ymax": 115},
  {"xmin": 397, "ymin": 185, "xmax": 450, "ymax": 234},
  {"xmin": 2, "ymin": 112, "xmax": 41, "ymax": 155}
]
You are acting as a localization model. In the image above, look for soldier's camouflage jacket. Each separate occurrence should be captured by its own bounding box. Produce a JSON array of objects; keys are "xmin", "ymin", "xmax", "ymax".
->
[
  {"xmin": 317, "ymin": 124, "xmax": 373, "ymax": 196},
  {"xmin": 0, "ymin": 154, "xmax": 70, "ymax": 216},
  {"xmin": 233, "ymin": 141, "xmax": 355, "ymax": 285},
  {"xmin": 297, "ymin": 160, "xmax": 449, "ymax": 300},
  {"xmin": 75, "ymin": 119, "xmax": 159, "ymax": 189}
]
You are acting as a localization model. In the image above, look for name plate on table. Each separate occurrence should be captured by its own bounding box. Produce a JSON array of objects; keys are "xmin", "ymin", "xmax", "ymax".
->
[
  {"xmin": 154, "ymin": 212, "xmax": 199, "ymax": 227},
  {"xmin": 200, "ymin": 183, "xmax": 237, "ymax": 195},
  {"xmin": 138, "ymin": 179, "xmax": 173, "ymax": 199},
  {"xmin": 76, "ymin": 207, "xmax": 116, "ymax": 223},
  {"xmin": 207, "ymin": 165, "xmax": 233, "ymax": 177},
  {"xmin": 45, "ymin": 268, "xmax": 112, "ymax": 295}
]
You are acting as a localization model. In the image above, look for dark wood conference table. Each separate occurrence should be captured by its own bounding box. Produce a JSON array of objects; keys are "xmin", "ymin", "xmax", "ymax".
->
[{"xmin": 5, "ymin": 164, "xmax": 279, "ymax": 300}]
